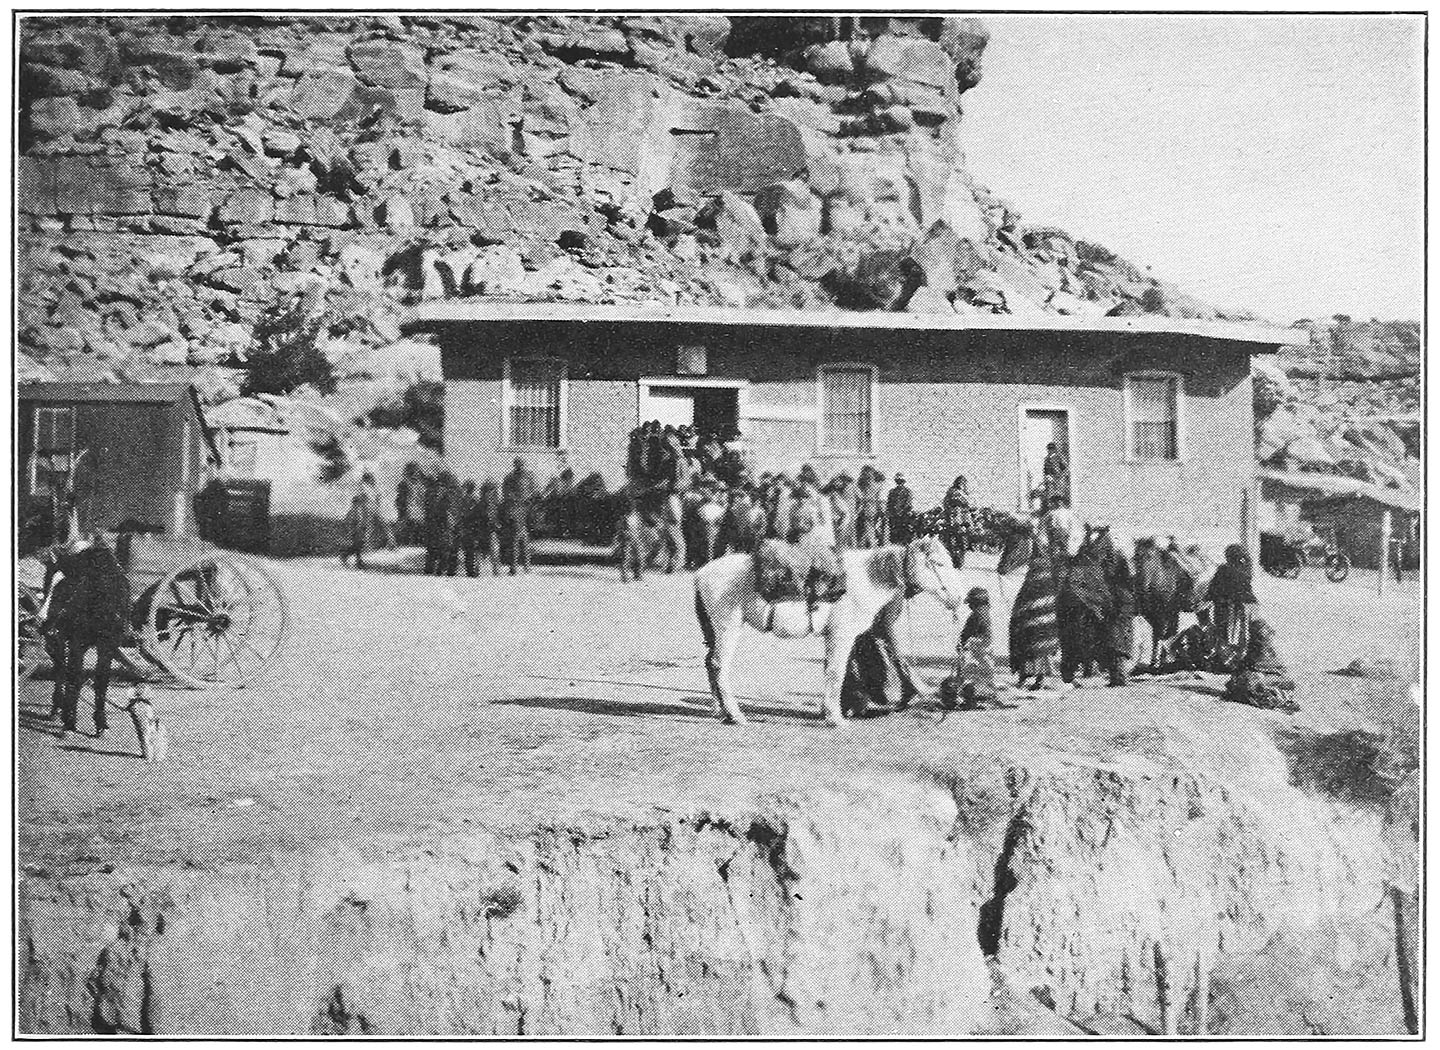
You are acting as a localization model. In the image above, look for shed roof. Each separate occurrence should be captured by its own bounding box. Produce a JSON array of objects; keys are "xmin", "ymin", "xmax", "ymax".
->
[
  {"xmin": 410, "ymin": 300, "xmax": 1307, "ymax": 348},
  {"xmin": 1258, "ymin": 466, "xmax": 1423, "ymax": 513},
  {"xmin": 206, "ymin": 395, "xmax": 292, "ymax": 433}
]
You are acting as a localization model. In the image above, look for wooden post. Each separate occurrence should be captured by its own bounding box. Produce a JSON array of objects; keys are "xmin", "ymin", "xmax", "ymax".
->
[
  {"xmin": 1240, "ymin": 485, "xmax": 1256, "ymax": 559},
  {"xmin": 1194, "ymin": 945, "xmax": 1209, "ymax": 1035},
  {"xmin": 1379, "ymin": 509, "xmax": 1392, "ymax": 597}
]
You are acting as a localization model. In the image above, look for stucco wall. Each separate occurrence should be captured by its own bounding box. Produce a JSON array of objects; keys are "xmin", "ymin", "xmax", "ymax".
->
[{"xmin": 437, "ymin": 319, "xmax": 1260, "ymax": 546}]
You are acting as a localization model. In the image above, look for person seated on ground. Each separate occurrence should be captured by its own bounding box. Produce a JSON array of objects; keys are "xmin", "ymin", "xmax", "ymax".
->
[
  {"xmin": 942, "ymin": 587, "xmax": 1001, "ymax": 710},
  {"xmin": 840, "ymin": 600, "xmax": 924, "ymax": 718},
  {"xmin": 1223, "ymin": 618, "xmax": 1298, "ymax": 711},
  {"xmin": 1159, "ymin": 621, "xmax": 1212, "ymax": 673}
]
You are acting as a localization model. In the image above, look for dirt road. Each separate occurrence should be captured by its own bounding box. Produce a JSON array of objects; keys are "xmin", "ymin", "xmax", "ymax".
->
[{"xmin": 17, "ymin": 548, "xmax": 1420, "ymax": 872}]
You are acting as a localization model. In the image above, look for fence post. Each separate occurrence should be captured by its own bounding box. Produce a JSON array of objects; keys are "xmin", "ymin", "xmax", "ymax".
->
[{"xmin": 1378, "ymin": 509, "xmax": 1392, "ymax": 597}]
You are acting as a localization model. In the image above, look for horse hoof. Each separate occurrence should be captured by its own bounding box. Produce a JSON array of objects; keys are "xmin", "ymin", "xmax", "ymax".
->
[
  {"xmin": 721, "ymin": 713, "xmax": 748, "ymax": 726},
  {"xmin": 824, "ymin": 716, "xmax": 847, "ymax": 729}
]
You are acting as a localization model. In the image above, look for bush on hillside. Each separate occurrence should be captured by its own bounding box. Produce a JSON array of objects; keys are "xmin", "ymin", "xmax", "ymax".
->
[
  {"xmin": 241, "ymin": 294, "xmax": 339, "ymax": 398},
  {"xmin": 366, "ymin": 380, "xmax": 444, "ymax": 452}
]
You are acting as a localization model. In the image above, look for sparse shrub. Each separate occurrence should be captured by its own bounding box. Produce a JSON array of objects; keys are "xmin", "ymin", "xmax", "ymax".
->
[
  {"xmin": 366, "ymin": 380, "xmax": 444, "ymax": 452},
  {"xmin": 241, "ymin": 294, "xmax": 339, "ymax": 398}
]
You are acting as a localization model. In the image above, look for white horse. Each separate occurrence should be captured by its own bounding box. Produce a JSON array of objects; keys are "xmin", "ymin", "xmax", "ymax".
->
[{"xmin": 693, "ymin": 535, "xmax": 966, "ymax": 726}]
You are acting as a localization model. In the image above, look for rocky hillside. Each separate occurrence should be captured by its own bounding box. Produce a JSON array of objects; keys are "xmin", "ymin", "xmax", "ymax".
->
[
  {"xmin": 1257, "ymin": 318, "xmax": 1420, "ymax": 493},
  {"xmin": 18, "ymin": 14, "xmax": 1250, "ymax": 396}
]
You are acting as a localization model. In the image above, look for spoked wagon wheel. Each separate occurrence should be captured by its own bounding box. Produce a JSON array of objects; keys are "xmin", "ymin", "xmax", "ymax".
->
[
  {"xmin": 142, "ymin": 555, "xmax": 288, "ymax": 689},
  {"xmin": 17, "ymin": 583, "xmax": 48, "ymax": 683},
  {"xmin": 1324, "ymin": 552, "xmax": 1351, "ymax": 583}
]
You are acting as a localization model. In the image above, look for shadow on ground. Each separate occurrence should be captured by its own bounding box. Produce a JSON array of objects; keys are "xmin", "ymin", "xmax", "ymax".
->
[{"xmin": 497, "ymin": 694, "xmax": 827, "ymax": 723}]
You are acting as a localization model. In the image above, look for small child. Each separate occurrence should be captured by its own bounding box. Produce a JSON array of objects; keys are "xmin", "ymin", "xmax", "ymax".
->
[
  {"xmin": 945, "ymin": 586, "xmax": 999, "ymax": 710},
  {"xmin": 616, "ymin": 497, "xmax": 652, "ymax": 583}
]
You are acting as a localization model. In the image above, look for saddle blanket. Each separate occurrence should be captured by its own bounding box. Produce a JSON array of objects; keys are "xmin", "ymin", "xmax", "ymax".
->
[{"xmin": 754, "ymin": 538, "xmax": 846, "ymax": 605}]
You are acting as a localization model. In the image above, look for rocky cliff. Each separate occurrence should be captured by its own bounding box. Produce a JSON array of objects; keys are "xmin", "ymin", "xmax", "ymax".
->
[{"xmin": 18, "ymin": 14, "xmax": 1247, "ymax": 392}]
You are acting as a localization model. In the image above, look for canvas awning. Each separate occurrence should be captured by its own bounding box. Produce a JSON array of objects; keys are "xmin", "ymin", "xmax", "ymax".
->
[{"xmin": 1258, "ymin": 467, "xmax": 1423, "ymax": 513}]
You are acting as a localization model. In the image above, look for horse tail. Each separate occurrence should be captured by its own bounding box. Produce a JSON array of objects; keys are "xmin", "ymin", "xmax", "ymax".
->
[{"xmin": 694, "ymin": 585, "xmax": 716, "ymax": 652}]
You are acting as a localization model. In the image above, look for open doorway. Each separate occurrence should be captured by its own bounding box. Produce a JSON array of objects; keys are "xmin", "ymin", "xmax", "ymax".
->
[
  {"xmin": 639, "ymin": 380, "xmax": 743, "ymax": 437},
  {"xmin": 1020, "ymin": 406, "xmax": 1073, "ymax": 511}
]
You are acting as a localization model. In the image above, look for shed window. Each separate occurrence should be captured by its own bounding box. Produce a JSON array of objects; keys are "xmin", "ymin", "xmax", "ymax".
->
[
  {"xmin": 228, "ymin": 435, "xmax": 260, "ymax": 477},
  {"xmin": 31, "ymin": 406, "xmax": 76, "ymax": 495},
  {"xmin": 1125, "ymin": 374, "xmax": 1181, "ymax": 460},
  {"xmin": 505, "ymin": 359, "xmax": 566, "ymax": 449},
  {"xmin": 819, "ymin": 365, "xmax": 874, "ymax": 454}
]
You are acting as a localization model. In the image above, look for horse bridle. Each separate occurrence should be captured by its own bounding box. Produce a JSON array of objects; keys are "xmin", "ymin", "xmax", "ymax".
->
[{"xmin": 905, "ymin": 539, "xmax": 960, "ymax": 613}]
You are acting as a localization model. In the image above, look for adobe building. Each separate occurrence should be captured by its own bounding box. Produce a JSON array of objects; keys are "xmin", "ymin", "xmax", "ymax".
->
[{"xmin": 411, "ymin": 302, "xmax": 1308, "ymax": 546}]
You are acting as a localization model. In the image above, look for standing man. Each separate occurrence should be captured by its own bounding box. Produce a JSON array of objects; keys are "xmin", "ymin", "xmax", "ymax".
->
[
  {"xmin": 941, "ymin": 476, "xmax": 973, "ymax": 568},
  {"xmin": 886, "ymin": 473, "xmax": 914, "ymax": 546},
  {"xmin": 1043, "ymin": 442, "xmax": 1070, "ymax": 507},
  {"xmin": 1041, "ymin": 495, "xmax": 1079, "ymax": 559},
  {"xmin": 854, "ymin": 466, "xmax": 886, "ymax": 549},
  {"xmin": 501, "ymin": 457, "xmax": 537, "ymax": 575},
  {"xmin": 342, "ymin": 471, "xmax": 381, "ymax": 570},
  {"xmin": 456, "ymin": 479, "xmax": 482, "ymax": 577}
]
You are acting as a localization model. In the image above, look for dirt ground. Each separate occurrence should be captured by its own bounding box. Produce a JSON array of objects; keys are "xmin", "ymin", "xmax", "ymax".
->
[{"xmin": 17, "ymin": 545, "xmax": 1422, "ymax": 874}]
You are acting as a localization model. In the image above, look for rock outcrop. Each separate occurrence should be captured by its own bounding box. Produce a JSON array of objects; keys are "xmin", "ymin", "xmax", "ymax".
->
[
  {"xmin": 18, "ymin": 14, "xmax": 1249, "ymax": 390},
  {"xmin": 1256, "ymin": 317, "xmax": 1420, "ymax": 493}
]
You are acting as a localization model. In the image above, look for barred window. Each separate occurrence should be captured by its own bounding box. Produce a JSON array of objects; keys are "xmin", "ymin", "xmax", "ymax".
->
[
  {"xmin": 506, "ymin": 359, "xmax": 565, "ymax": 449},
  {"xmin": 31, "ymin": 406, "xmax": 75, "ymax": 495},
  {"xmin": 1126, "ymin": 374, "xmax": 1180, "ymax": 460},
  {"xmin": 819, "ymin": 366, "xmax": 873, "ymax": 454}
]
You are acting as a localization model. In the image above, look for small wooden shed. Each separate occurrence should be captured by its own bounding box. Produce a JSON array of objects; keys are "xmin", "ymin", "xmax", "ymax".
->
[{"xmin": 18, "ymin": 381, "xmax": 217, "ymax": 542}]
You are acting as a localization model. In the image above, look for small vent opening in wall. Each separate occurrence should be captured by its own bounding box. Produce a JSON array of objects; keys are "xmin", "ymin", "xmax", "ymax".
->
[{"xmin": 676, "ymin": 345, "xmax": 708, "ymax": 376}]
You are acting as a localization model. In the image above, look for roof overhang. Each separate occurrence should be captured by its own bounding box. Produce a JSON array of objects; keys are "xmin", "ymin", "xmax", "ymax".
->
[
  {"xmin": 18, "ymin": 381, "xmax": 196, "ymax": 403},
  {"xmin": 409, "ymin": 300, "xmax": 1308, "ymax": 348},
  {"xmin": 1258, "ymin": 466, "xmax": 1422, "ymax": 513}
]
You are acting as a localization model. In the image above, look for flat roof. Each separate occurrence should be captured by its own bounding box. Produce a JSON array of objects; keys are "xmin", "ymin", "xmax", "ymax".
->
[
  {"xmin": 410, "ymin": 300, "xmax": 1308, "ymax": 348},
  {"xmin": 18, "ymin": 381, "xmax": 196, "ymax": 403}
]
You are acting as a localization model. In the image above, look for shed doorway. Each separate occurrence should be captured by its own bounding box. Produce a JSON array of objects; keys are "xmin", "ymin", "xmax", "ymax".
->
[
  {"xmin": 1020, "ymin": 407, "xmax": 1073, "ymax": 511},
  {"xmin": 639, "ymin": 379, "xmax": 744, "ymax": 437}
]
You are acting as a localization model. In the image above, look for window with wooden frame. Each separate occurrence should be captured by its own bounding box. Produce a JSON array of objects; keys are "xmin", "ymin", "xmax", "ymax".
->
[
  {"xmin": 817, "ymin": 365, "xmax": 875, "ymax": 455},
  {"xmin": 504, "ymin": 358, "xmax": 566, "ymax": 449},
  {"xmin": 1124, "ymin": 373, "xmax": 1182, "ymax": 461},
  {"xmin": 30, "ymin": 406, "xmax": 76, "ymax": 495}
]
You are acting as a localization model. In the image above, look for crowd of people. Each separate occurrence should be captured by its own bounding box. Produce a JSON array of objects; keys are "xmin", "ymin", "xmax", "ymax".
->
[
  {"xmin": 342, "ymin": 423, "xmax": 1288, "ymax": 716},
  {"xmin": 345, "ymin": 458, "xmax": 547, "ymax": 576},
  {"xmin": 943, "ymin": 512, "xmax": 1289, "ymax": 713},
  {"xmin": 615, "ymin": 421, "xmax": 996, "ymax": 580}
]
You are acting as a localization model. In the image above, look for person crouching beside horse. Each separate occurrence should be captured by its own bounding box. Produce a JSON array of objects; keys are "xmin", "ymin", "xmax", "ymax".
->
[{"xmin": 839, "ymin": 599, "xmax": 925, "ymax": 718}]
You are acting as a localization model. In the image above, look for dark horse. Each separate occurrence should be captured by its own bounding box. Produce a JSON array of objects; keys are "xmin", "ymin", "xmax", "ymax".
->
[
  {"xmin": 39, "ymin": 540, "xmax": 132, "ymax": 736},
  {"xmin": 1132, "ymin": 537, "xmax": 1194, "ymax": 670}
]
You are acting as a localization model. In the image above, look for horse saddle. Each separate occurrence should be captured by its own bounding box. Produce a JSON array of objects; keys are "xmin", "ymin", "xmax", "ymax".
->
[{"xmin": 754, "ymin": 538, "xmax": 846, "ymax": 606}]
